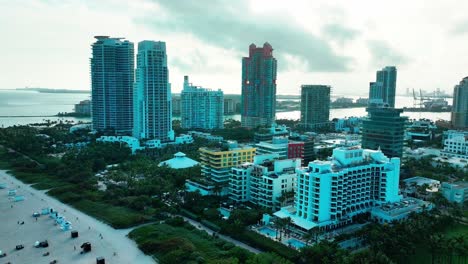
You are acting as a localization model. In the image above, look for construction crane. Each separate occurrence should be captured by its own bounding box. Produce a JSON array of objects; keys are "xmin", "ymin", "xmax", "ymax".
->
[{"xmin": 412, "ymin": 89, "xmax": 431, "ymax": 108}]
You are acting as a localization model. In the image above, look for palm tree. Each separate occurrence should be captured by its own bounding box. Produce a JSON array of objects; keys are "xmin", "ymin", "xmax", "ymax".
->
[
  {"xmin": 213, "ymin": 182, "xmax": 223, "ymax": 199},
  {"xmin": 277, "ymin": 190, "xmax": 295, "ymax": 208},
  {"xmin": 428, "ymin": 233, "xmax": 444, "ymax": 264},
  {"xmin": 453, "ymin": 235, "xmax": 468, "ymax": 263},
  {"xmin": 274, "ymin": 218, "xmax": 288, "ymax": 241},
  {"xmin": 303, "ymin": 231, "xmax": 313, "ymax": 246}
]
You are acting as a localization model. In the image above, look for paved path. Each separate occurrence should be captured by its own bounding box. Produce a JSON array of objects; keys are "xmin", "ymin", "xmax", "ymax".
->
[
  {"xmin": 180, "ymin": 216, "xmax": 262, "ymax": 254},
  {"xmin": 0, "ymin": 170, "xmax": 156, "ymax": 264}
]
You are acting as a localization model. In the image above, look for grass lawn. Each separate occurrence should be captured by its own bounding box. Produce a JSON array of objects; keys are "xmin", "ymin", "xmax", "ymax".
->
[
  {"xmin": 129, "ymin": 222, "xmax": 250, "ymax": 264},
  {"xmin": 12, "ymin": 170, "xmax": 66, "ymax": 189},
  {"xmin": 444, "ymin": 223, "xmax": 468, "ymax": 238},
  {"xmin": 0, "ymin": 160, "xmax": 11, "ymax": 170},
  {"xmin": 69, "ymin": 199, "xmax": 150, "ymax": 229},
  {"xmin": 0, "ymin": 146, "xmax": 152, "ymax": 229}
]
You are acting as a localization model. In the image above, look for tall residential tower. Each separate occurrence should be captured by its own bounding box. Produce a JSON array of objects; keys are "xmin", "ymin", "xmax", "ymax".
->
[
  {"xmin": 91, "ymin": 36, "xmax": 134, "ymax": 134},
  {"xmin": 369, "ymin": 66, "xmax": 397, "ymax": 107},
  {"xmin": 181, "ymin": 76, "xmax": 224, "ymax": 130},
  {"xmin": 241, "ymin": 43, "xmax": 277, "ymax": 128},
  {"xmin": 133, "ymin": 41, "xmax": 174, "ymax": 141},
  {"xmin": 300, "ymin": 85, "xmax": 331, "ymax": 129},
  {"xmin": 451, "ymin": 77, "xmax": 468, "ymax": 129}
]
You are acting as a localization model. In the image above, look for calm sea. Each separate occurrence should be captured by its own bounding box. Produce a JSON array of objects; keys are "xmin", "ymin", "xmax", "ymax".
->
[
  {"xmin": 0, "ymin": 90, "xmax": 90, "ymax": 127},
  {"xmin": 0, "ymin": 90, "xmax": 451, "ymax": 128}
]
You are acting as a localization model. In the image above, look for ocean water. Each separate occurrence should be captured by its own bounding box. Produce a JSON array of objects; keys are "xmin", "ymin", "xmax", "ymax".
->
[
  {"xmin": 0, "ymin": 90, "xmax": 450, "ymax": 127},
  {"xmin": 0, "ymin": 90, "xmax": 90, "ymax": 127}
]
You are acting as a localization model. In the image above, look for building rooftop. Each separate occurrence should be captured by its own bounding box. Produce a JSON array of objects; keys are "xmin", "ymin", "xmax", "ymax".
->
[
  {"xmin": 200, "ymin": 141, "xmax": 255, "ymax": 152},
  {"xmin": 305, "ymin": 147, "xmax": 394, "ymax": 173},
  {"xmin": 273, "ymin": 206, "xmax": 318, "ymax": 230},
  {"xmin": 158, "ymin": 152, "xmax": 199, "ymax": 169},
  {"xmin": 403, "ymin": 176, "xmax": 440, "ymax": 186},
  {"xmin": 443, "ymin": 181, "xmax": 468, "ymax": 189},
  {"xmin": 372, "ymin": 198, "xmax": 432, "ymax": 217}
]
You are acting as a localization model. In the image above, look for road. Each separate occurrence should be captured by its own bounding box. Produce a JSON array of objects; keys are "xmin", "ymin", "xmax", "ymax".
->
[{"xmin": 180, "ymin": 216, "xmax": 262, "ymax": 254}]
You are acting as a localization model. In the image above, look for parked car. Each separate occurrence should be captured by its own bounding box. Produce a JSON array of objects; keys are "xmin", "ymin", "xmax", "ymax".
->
[
  {"xmin": 33, "ymin": 212, "xmax": 40, "ymax": 217},
  {"xmin": 16, "ymin": 244, "xmax": 24, "ymax": 250}
]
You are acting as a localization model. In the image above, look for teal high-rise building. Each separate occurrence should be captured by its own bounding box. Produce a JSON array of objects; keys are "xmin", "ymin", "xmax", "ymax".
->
[
  {"xmin": 300, "ymin": 85, "xmax": 331, "ymax": 129},
  {"xmin": 133, "ymin": 41, "xmax": 174, "ymax": 141},
  {"xmin": 369, "ymin": 66, "xmax": 397, "ymax": 107},
  {"xmin": 241, "ymin": 43, "xmax": 277, "ymax": 128},
  {"xmin": 451, "ymin": 77, "xmax": 468, "ymax": 129},
  {"xmin": 181, "ymin": 76, "xmax": 224, "ymax": 130},
  {"xmin": 361, "ymin": 107, "xmax": 407, "ymax": 158},
  {"xmin": 91, "ymin": 36, "xmax": 134, "ymax": 134}
]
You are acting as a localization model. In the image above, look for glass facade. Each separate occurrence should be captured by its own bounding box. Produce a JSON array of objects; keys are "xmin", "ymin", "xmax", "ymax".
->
[
  {"xmin": 361, "ymin": 107, "xmax": 407, "ymax": 157},
  {"xmin": 300, "ymin": 85, "xmax": 331, "ymax": 129},
  {"xmin": 451, "ymin": 77, "xmax": 468, "ymax": 129},
  {"xmin": 133, "ymin": 41, "xmax": 174, "ymax": 141},
  {"xmin": 91, "ymin": 36, "xmax": 134, "ymax": 134}
]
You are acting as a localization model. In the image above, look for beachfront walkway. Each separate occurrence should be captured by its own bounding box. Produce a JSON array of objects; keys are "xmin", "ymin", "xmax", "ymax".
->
[{"xmin": 0, "ymin": 170, "xmax": 156, "ymax": 264}]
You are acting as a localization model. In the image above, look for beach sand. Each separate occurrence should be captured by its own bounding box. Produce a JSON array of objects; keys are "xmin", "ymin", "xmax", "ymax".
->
[{"xmin": 0, "ymin": 170, "xmax": 156, "ymax": 264}]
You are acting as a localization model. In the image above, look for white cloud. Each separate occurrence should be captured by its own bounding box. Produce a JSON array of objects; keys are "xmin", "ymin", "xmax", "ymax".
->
[{"xmin": 0, "ymin": 0, "xmax": 467, "ymax": 95}]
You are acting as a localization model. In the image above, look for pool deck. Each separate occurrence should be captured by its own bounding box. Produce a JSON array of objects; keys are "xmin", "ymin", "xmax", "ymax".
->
[{"xmin": 254, "ymin": 225, "xmax": 308, "ymax": 250}]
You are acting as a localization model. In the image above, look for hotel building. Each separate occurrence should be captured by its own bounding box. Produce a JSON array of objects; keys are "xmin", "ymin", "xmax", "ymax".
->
[
  {"xmin": 199, "ymin": 141, "xmax": 256, "ymax": 184},
  {"xmin": 230, "ymin": 154, "xmax": 300, "ymax": 210},
  {"xmin": 275, "ymin": 146, "xmax": 401, "ymax": 230},
  {"xmin": 441, "ymin": 130, "xmax": 468, "ymax": 159}
]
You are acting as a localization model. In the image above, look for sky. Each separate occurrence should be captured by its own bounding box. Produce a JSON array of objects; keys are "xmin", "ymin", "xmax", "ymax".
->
[{"xmin": 1, "ymin": 0, "xmax": 468, "ymax": 95}]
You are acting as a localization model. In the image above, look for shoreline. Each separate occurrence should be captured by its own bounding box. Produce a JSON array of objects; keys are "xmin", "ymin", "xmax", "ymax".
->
[{"xmin": 0, "ymin": 169, "xmax": 156, "ymax": 264}]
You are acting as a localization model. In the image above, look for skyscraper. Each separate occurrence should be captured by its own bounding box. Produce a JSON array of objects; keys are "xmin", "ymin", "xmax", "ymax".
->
[
  {"xmin": 241, "ymin": 43, "xmax": 277, "ymax": 128},
  {"xmin": 368, "ymin": 82, "xmax": 384, "ymax": 104},
  {"xmin": 451, "ymin": 77, "xmax": 468, "ymax": 129},
  {"xmin": 361, "ymin": 107, "xmax": 407, "ymax": 158},
  {"xmin": 181, "ymin": 76, "xmax": 224, "ymax": 130},
  {"xmin": 91, "ymin": 36, "xmax": 134, "ymax": 134},
  {"xmin": 370, "ymin": 66, "xmax": 397, "ymax": 107},
  {"xmin": 300, "ymin": 85, "xmax": 331, "ymax": 129},
  {"xmin": 133, "ymin": 41, "xmax": 174, "ymax": 141}
]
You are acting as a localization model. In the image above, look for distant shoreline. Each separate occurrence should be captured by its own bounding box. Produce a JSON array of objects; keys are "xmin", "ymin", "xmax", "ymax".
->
[{"xmin": 14, "ymin": 88, "xmax": 90, "ymax": 94}]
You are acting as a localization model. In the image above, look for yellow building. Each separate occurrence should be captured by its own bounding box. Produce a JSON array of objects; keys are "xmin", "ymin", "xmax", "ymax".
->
[{"xmin": 200, "ymin": 142, "xmax": 256, "ymax": 184}]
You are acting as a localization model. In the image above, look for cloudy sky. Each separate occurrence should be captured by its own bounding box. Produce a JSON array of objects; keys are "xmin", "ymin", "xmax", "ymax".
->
[{"xmin": 1, "ymin": 0, "xmax": 468, "ymax": 95}]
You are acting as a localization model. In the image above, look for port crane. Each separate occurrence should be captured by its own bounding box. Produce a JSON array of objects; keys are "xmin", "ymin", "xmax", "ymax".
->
[{"xmin": 412, "ymin": 89, "xmax": 432, "ymax": 108}]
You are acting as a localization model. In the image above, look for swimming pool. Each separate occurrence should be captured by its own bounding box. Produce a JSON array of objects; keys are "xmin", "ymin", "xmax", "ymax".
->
[
  {"xmin": 258, "ymin": 226, "xmax": 277, "ymax": 238},
  {"xmin": 286, "ymin": 238, "xmax": 306, "ymax": 249},
  {"xmin": 218, "ymin": 208, "xmax": 230, "ymax": 219}
]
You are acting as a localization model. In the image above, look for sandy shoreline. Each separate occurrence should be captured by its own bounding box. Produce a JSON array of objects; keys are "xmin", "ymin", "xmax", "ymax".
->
[{"xmin": 0, "ymin": 170, "xmax": 156, "ymax": 264}]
